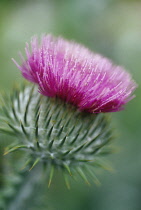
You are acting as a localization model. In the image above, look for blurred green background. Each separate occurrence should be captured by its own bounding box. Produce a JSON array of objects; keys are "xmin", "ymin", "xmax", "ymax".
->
[{"xmin": 0, "ymin": 0, "xmax": 141, "ymax": 209}]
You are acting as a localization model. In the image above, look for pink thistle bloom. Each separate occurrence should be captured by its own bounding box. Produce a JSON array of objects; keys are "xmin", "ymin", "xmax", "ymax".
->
[{"xmin": 13, "ymin": 35, "xmax": 137, "ymax": 113}]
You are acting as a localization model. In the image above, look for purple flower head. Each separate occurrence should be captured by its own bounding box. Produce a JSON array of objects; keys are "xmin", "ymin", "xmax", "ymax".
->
[{"xmin": 13, "ymin": 35, "xmax": 137, "ymax": 113}]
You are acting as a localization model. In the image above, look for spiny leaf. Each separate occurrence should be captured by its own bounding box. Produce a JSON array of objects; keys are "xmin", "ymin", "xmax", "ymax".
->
[
  {"xmin": 35, "ymin": 105, "xmax": 40, "ymax": 119},
  {"xmin": 11, "ymin": 105, "xmax": 19, "ymax": 123},
  {"xmin": 47, "ymin": 126, "xmax": 54, "ymax": 139},
  {"xmin": 81, "ymin": 129, "xmax": 89, "ymax": 140},
  {"xmin": 0, "ymin": 128, "xmax": 15, "ymax": 136},
  {"xmin": 77, "ymin": 159, "xmax": 93, "ymax": 163},
  {"xmin": 93, "ymin": 159, "xmax": 114, "ymax": 172},
  {"xmin": 48, "ymin": 139, "xmax": 54, "ymax": 150},
  {"xmin": 84, "ymin": 133, "xmax": 102, "ymax": 148},
  {"xmin": 44, "ymin": 108, "xmax": 50, "ymax": 123},
  {"xmin": 67, "ymin": 125, "xmax": 75, "ymax": 136},
  {"xmin": 35, "ymin": 113, "xmax": 40, "ymax": 140},
  {"xmin": 48, "ymin": 165, "xmax": 54, "ymax": 188},
  {"xmin": 58, "ymin": 136, "xmax": 67, "ymax": 148},
  {"xmin": 7, "ymin": 123, "xmax": 21, "ymax": 134},
  {"xmin": 55, "ymin": 118, "xmax": 63, "ymax": 128},
  {"xmin": 15, "ymin": 88, "xmax": 20, "ymax": 112},
  {"xmin": 86, "ymin": 167, "xmax": 101, "ymax": 186},
  {"xmin": 71, "ymin": 142, "xmax": 87, "ymax": 154},
  {"xmin": 77, "ymin": 168, "xmax": 90, "ymax": 185},
  {"xmin": 57, "ymin": 126, "xmax": 64, "ymax": 137},
  {"xmin": 90, "ymin": 141, "xmax": 112, "ymax": 155},
  {"xmin": 35, "ymin": 113, "xmax": 40, "ymax": 127},
  {"xmin": 20, "ymin": 121, "xmax": 29, "ymax": 139},
  {"xmin": 98, "ymin": 146, "xmax": 118, "ymax": 156},
  {"xmin": 63, "ymin": 163, "xmax": 72, "ymax": 176},
  {"xmin": 35, "ymin": 126, "xmax": 39, "ymax": 139},
  {"xmin": 21, "ymin": 158, "xmax": 32, "ymax": 170},
  {"xmin": 69, "ymin": 133, "xmax": 79, "ymax": 145},
  {"xmin": 29, "ymin": 158, "xmax": 40, "ymax": 171},
  {"xmin": 62, "ymin": 149, "xmax": 71, "ymax": 156},
  {"xmin": 24, "ymin": 86, "xmax": 34, "ymax": 125},
  {"xmin": 53, "ymin": 108, "xmax": 61, "ymax": 120},
  {"xmin": 4, "ymin": 145, "xmax": 28, "ymax": 155},
  {"xmin": 2, "ymin": 106, "xmax": 11, "ymax": 119},
  {"xmin": 45, "ymin": 116, "xmax": 52, "ymax": 128},
  {"xmin": 35, "ymin": 94, "xmax": 42, "ymax": 111},
  {"xmin": 63, "ymin": 173, "xmax": 70, "ymax": 189},
  {"xmin": 36, "ymin": 139, "xmax": 40, "ymax": 149}
]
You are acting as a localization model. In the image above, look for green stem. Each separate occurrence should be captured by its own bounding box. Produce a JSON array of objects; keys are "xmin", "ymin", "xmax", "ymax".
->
[{"xmin": 7, "ymin": 165, "xmax": 42, "ymax": 210}]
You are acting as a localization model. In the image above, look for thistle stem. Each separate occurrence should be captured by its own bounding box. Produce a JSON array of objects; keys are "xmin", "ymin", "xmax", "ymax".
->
[{"xmin": 7, "ymin": 165, "xmax": 42, "ymax": 210}]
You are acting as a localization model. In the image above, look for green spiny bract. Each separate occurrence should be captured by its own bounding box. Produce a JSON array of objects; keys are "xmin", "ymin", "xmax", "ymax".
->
[{"xmin": 0, "ymin": 85, "xmax": 113, "ymax": 187}]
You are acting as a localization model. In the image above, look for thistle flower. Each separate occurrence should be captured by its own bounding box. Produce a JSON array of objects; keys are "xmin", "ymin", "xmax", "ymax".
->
[
  {"xmin": 0, "ymin": 35, "xmax": 137, "ymax": 187},
  {"xmin": 13, "ymin": 35, "xmax": 137, "ymax": 113}
]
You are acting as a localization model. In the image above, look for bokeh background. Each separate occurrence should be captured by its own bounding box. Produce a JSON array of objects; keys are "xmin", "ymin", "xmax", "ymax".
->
[{"xmin": 0, "ymin": 0, "xmax": 140, "ymax": 209}]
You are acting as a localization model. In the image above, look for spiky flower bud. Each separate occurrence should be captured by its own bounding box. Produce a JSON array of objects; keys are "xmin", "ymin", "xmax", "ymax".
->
[
  {"xmin": 0, "ymin": 85, "xmax": 113, "ymax": 186},
  {"xmin": 0, "ymin": 35, "xmax": 137, "ymax": 186}
]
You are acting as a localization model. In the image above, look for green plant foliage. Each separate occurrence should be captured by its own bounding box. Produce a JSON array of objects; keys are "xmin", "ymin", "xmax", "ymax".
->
[{"xmin": 0, "ymin": 84, "xmax": 114, "ymax": 187}]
